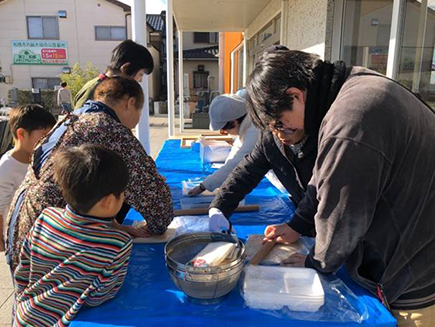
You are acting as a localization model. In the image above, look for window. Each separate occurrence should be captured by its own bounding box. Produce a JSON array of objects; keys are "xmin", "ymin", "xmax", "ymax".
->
[
  {"xmin": 334, "ymin": 0, "xmax": 435, "ymax": 106},
  {"xmin": 27, "ymin": 16, "xmax": 59, "ymax": 40},
  {"xmin": 194, "ymin": 32, "xmax": 209, "ymax": 43},
  {"xmin": 209, "ymin": 32, "xmax": 218, "ymax": 44},
  {"xmin": 340, "ymin": 0, "xmax": 393, "ymax": 75},
  {"xmin": 32, "ymin": 77, "xmax": 61, "ymax": 90},
  {"xmin": 193, "ymin": 71, "xmax": 209, "ymax": 89},
  {"xmin": 95, "ymin": 26, "xmax": 127, "ymax": 41},
  {"xmin": 396, "ymin": 0, "xmax": 435, "ymax": 103},
  {"xmin": 193, "ymin": 32, "xmax": 219, "ymax": 44}
]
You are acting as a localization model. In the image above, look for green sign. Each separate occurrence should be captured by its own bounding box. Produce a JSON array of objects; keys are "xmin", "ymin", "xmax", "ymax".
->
[{"xmin": 12, "ymin": 40, "xmax": 68, "ymax": 65}]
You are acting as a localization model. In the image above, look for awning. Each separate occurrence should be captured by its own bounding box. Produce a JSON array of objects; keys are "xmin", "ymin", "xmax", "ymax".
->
[{"xmin": 173, "ymin": 0, "xmax": 272, "ymax": 32}]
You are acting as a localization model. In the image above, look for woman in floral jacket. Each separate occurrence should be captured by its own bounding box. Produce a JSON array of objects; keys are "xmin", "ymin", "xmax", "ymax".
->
[{"xmin": 6, "ymin": 77, "xmax": 173, "ymax": 272}]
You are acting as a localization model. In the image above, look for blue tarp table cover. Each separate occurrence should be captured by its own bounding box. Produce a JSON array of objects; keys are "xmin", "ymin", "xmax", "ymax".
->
[{"xmin": 71, "ymin": 140, "xmax": 396, "ymax": 327}]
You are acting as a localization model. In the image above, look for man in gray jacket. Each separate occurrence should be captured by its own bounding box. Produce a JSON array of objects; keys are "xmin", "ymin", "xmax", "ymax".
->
[{"xmin": 248, "ymin": 50, "xmax": 435, "ymax": 324}]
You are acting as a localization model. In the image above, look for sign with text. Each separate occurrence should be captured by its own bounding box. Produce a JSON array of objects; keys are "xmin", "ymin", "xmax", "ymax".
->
[{"xmin": 12, "ymin": 40, "xmax": 68, "ymax": 65}]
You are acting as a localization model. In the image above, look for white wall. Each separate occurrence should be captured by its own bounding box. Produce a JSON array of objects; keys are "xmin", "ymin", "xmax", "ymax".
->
[
  {"xmin": 285, "ymin": 0, "xmax": 329, "ymax": 58},
  {"xmin": 244, "ymin": 0, "xmax": 329, "ymax": 77},
  {"xmin": 245, "ymin": 0, "xmax": 281, "ymax": 40}
]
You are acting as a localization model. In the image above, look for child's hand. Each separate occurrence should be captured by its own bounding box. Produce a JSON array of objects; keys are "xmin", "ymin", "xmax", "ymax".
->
[
  {"xmin": 112, "ymin": 220, "xmax": 152, "ymax": 238},
  {"xmin": 129, "ymin": 221, "xmax": 152, "ymax": 238}
]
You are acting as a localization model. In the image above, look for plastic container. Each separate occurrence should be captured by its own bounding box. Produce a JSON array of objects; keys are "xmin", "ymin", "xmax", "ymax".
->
[
  {"xmin": 243, "ymin": 266, "xmax": 324, "ymax": 312},
  {"xmin": 199, "ymin": 140, "xmax": 232, "ymax": 163}
]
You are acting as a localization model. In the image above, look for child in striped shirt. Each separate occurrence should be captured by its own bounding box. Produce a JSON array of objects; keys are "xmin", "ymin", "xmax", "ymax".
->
[{"xmin": 13, "ymin": 144, "xmax": 133, "ymax": 326}]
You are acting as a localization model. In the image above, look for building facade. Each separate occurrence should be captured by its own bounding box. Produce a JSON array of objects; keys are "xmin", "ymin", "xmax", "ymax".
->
[
  {"xmin": 221, "ymin": 0, "xmax": 435, "ymax": 106},
  {"xmin": 0, "ymin": 0, "xmax": 161, "ymax": 103}
]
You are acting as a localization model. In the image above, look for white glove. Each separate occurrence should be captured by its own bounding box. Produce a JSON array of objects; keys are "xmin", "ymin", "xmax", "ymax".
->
[{"xmin": 209, "ymin": 208, "xmax": 231, "ymax": 233}]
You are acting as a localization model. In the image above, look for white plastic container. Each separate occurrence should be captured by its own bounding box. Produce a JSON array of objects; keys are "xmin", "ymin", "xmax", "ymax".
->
[
  {"xmin": 199, "ymin": 140, "xmax": 232, "ymax": 163},
  {"xmin": 243, "ymin": 266, "xmax": 325, "ymax": 312},
  {"xmin": 181, "ymin": 180, "xmax": 218, "ymax": 196}
]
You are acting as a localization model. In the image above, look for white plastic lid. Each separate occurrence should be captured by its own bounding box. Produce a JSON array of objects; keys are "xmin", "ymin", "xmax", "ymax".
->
[{"xmin": 244, "ymin": 266, "xmax": 325, "ymax": 301}]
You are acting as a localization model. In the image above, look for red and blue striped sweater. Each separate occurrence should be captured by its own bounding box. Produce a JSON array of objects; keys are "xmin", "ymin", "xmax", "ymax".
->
[{"xmin": 13, "ymin": 206, "xmax": 132, "ymax": 326}]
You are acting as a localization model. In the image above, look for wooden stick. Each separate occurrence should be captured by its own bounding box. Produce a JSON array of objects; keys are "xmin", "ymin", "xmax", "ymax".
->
[
  {"xmin": 249, "ymin": 239, "xmax": 276, "ymax": 265},
  {"xmin": 174, "ymin": 205, "xmax": 259, "ymax": 216}
]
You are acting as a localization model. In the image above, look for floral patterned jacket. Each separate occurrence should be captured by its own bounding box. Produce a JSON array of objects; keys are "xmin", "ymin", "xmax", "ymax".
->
[{"xmin": 6, "ymin": 102, "xmax": 173, "ymax": 271}]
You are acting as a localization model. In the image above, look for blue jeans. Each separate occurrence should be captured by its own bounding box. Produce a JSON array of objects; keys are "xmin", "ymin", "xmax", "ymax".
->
[{"xmin": 61, "ymin": 103, "xmax": 73, "ymax": 113}]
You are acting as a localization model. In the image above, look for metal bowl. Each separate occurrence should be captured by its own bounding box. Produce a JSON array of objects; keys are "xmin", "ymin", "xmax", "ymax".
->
[{"xmin": 164, "ymin": 232, "xmax": 245, "ymax": 304}]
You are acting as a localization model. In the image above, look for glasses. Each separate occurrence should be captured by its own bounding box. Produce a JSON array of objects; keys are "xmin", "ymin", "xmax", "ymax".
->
[{"xmin": 268, "ymin": 120, "xmax": 297, "ymax": 135}]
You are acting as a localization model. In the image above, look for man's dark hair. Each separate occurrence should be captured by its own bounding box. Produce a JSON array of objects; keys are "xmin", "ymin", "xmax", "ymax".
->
[
  {"xmin": 246, "ymin": 50, "xmax": 321, "ymax": 130},
  {"xmin": 54, "ymin": 144, "xmax": 129, "ymax": 214},
  {"xmin": 8, "ymin": 104, "xmax": 56, "ymax": 139},
  {"xmin": 107, "ymin": 40, "xmax": 154, "ymax": 76},
  {"xmin": 94, "ymin": 77, "xmax": 144, "ymax": 109},
  {"xmin": 61, "ymin": 82, "xmax": 67, "ymax": 88}
]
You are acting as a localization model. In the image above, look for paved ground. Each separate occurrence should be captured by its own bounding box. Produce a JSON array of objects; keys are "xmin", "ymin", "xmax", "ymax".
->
[{"xmin": 0, "ymin": 115, "xmax": 209, "ymax": 326}]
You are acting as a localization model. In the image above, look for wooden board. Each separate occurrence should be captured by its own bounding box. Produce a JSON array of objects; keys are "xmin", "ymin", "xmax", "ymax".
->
[{"xmin": 133, "ymin": 227, "xmax": 177, "ymax": 244}]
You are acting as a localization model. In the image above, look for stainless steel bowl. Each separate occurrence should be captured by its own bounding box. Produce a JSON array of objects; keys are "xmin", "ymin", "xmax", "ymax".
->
[{"xmin": 164, "ymin": 232, "xmax": 245, "ymax": 304}]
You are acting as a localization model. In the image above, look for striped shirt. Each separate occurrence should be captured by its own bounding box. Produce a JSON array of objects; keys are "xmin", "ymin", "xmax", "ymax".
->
[{"xmin": 13, "ymin": 206, "xmax": 132, "ymax": 326}]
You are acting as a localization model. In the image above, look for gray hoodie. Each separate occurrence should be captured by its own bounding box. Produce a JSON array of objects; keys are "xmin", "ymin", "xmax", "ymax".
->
[{"xmin": 290, "ymin": 67, "xmax": 435, "ymax": 309}]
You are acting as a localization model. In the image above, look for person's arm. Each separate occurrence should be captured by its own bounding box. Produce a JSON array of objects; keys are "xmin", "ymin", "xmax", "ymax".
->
[
  {"xmin": 304, "ymin": 136, "xmax": 390, "ymax": 273},
  {"xmin": 104, "ymin": 126, "xmax": 173, "ymax": 235},
  {"xmin": 263, "ymin": 179, "xmax": 318, "ymax": 244},
  {"xmin": 13, "ymin": 228, "xmax": 34, "ymax": 295},
  {"xmin": 85, "ymin": 240, "xmax": 132, "ymax": 306},
  {"xmin": 287, "ymin": 184, "xmax": 318, "ymax": 237},
  {"xmin": 57, "ymin": 90, "xmax": 61, "ymax": 106},
  {"xmin": 202, "ymin": 125, "xmax": 259, "ymax": 192},
  {"xmin": 0, "ymin": 165, "xmax": 16, "ymax": 249},
  {"xmin": 73, "ymin": 79, "xmax": 97, "ymax": 109},
  {"xmin": 209, "ymin": 133, "xmax": 271, "ymax": 218}
]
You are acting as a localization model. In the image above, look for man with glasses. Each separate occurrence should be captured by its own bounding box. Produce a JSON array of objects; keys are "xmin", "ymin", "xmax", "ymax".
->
[
  {"xmin": 208, "ymin": 102, "xmax": 318, "ymax": 234},
  {"xmin": 244, "ymin": 49, "xmax": 435, "ymax": 325}
]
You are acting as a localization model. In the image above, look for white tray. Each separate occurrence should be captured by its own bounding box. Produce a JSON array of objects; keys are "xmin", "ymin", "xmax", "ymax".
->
[{"xmin": 243, "ymin": 266, "xmax": 325, "ymax": 311}]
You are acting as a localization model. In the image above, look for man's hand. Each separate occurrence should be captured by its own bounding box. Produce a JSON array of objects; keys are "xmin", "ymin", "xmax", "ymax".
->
[
  {"xmin": 263, "ymin": 223, "xmax": 300, "ymax": 244},
  {"xmin": 112, "ymin": 220, "xmax": 152, "ymax": 238},
  {"xmin": 209, "ymin": 208, "xmax": 231, "ymax": 233},
  {"xmin": 281, "ymin": 253, "xmax": 307, "ymax": 267},
  {"xmin": 187, "ymin": 185, "xmax": 205, "ymax": 196}
]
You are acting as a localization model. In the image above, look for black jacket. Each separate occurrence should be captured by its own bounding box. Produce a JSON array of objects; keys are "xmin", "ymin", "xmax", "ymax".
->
[
  {"xmin": 210, "ymin": 130, "xmax": 317, "ymax": 218},
  {"xmin": 289, "ymin": 67, "xmax": 435, "ymax": 309}
]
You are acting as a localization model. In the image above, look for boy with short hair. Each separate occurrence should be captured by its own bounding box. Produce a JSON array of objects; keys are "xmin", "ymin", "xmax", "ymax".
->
[
  {"xmin": 73, "ymin": 39, "xmax": 154, "ymax": 109},
  {"xmin": 13, "ymin": 144, "xmax": 133, "ymax": 326},
  {"xmin": 0, "ymin": 104, "xmax": 56, "ymax": 251}
]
